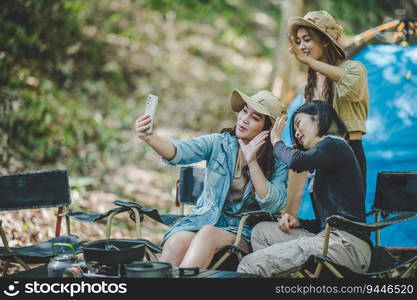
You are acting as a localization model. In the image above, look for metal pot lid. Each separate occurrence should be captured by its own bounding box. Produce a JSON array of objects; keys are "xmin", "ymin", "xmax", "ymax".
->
[
  {"xmin": 125, "ymin": 261, "xmax": 171, "ymax": 271},
  {"xmin": 51, "ymin": 254, "xmax": 74, "ymax": 261}
]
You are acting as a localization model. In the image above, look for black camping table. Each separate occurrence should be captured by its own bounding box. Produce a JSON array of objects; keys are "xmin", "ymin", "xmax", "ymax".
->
[{"xmin": 8, "ymin": 264, "xmax": 258, "ymax": 278}]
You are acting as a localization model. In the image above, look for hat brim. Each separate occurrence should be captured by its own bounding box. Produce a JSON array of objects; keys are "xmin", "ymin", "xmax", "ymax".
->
[
  {"xmin": 231, "ymin": 89, "xmax": 276, "ymax": 122},
  {"xmin": 288, "ymin": 16, "xmax": 346, "ymax": 59}
]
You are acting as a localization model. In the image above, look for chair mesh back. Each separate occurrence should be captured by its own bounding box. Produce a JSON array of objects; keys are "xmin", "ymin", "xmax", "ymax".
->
[
  {"xmin": 374, "ymin": 171, "xmax": 417, "ymax": 213},
  {"xmin": 0, "ymin": 169, "xmax": 71, "ymax": 211},
  {"xmin": 178, "ymin": 166, "xmax": 206, "ymax": 205}
]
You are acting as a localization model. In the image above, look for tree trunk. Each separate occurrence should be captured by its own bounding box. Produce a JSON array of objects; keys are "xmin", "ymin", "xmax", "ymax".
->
[{"xmin": 271, "ymin": 0, "xmax": 303, "ymax": 106}]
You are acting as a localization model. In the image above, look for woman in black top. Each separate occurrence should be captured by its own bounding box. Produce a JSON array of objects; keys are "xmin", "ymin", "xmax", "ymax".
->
[{"xmin": 237, "ymin": 100, "xmax": 371, "ymax": 277}]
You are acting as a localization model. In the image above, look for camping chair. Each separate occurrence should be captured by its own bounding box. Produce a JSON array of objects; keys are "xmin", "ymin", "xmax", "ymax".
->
[
  {"xmin": 0, "ymin": 169, "xmax": 82, "ymax": 276},
  {"xmin": 272, "ymin": 171, "xmax": 417, "ymax": 278},
  {"xmin": 371, "ymin": 171, "xmax": 417, "ymax": 257},
  {"xmin": 110, "ymin": 166, "xmax": 279, "ymax": 270}
]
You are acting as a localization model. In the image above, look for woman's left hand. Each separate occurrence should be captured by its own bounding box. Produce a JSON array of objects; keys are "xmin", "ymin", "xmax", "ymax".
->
[
  {"xmin": 238, "ymin": 131, "xmax": 269, "ymax": 165},
  {"xmin": 270, "ymin": 114, "xmax": 288, "ymax": 145}
]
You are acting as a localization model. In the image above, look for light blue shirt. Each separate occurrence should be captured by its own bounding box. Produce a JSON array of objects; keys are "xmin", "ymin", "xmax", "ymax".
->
[{"xmin": 161, "ymin": 132, "xmax": 288, "ymax": 244}]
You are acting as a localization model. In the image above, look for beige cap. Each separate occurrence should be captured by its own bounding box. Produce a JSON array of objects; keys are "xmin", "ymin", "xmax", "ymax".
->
[
  {"xmin": 288, "ymin": 10, "xmax": 345, "ymax": 59},
  {"xmin": 231, "ymin": 89, "xmax": 286, "ymax": 122}
]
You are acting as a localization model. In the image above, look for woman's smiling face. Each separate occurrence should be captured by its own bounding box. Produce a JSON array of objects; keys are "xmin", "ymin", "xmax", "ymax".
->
[
  {"xmin": 236, "ymin": 105, "xmax": 266, "ymax": 142},
  {"xmin": 296, "ymin": 27, "xmax": 326, "ymax": 62},
  {"xmin": 293, "ymin": 112, "xmax": 321, "ymax": 149}
]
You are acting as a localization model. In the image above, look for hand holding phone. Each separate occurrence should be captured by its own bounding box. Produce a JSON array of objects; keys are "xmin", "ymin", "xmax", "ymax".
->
[{"xmin": 144, "ymin": 94, "xmax": 158, "ymax": 133}]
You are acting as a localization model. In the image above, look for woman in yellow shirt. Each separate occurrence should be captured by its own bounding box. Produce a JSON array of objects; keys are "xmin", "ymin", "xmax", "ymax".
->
[{"xmin": 288, "ymin": 10, "xmax": 368, "ymax": 188}]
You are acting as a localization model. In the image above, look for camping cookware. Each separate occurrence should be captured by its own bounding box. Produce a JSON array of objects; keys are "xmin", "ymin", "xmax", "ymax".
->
[
  {"xmin": 125, "ymin": 261, "xmax": 172, "ymax": 278},
  {"xmin": 81, "ymin": 239, "xmax": 145, "ymax": 266},
  {"xmin": 47, "ymin": 242, "xmax": 77, "ymax": 278},
  {"xmin": 125, "ymin": 261, "xmax": 199, "ymax": 278}
]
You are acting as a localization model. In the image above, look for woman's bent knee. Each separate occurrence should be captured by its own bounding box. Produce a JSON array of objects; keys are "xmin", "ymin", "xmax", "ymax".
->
[
  {"xmin": 164, "ymin": 234, "xmax": 191, "ymax": 253},
  {"xmin": 161, "ymin": 232, "xmax": 195, "ymax": 264},
  {"xmin": 194, "ymin": 225, "xmax": 236, "ymax": 250},
  {"xmin": 251, "ymin": 222, "xmax": 273, "ymax": 239},
  {"xmin": 198, "ymin": 225, "xmax": 218, "ymax": 236}
]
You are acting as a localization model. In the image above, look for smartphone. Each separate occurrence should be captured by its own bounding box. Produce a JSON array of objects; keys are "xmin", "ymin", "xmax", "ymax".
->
[{"xmin": 144, "ymin": 94, "xmax": 158, "ymax": 133}]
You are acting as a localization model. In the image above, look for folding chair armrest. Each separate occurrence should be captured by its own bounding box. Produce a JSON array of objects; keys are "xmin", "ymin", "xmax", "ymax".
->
[
  {"xmin": 240, "ymin": 209, "xmax": 275, "ymax": 218},
  {"xmin": 62, "ymin": 207, "xmax": 127, "ymax": 223},
  {"xmin": 113, "ymin": 200, "xmax": 164, "ymax": 224},
  {"xmin": 239, "ymin": 210, "xmax": 280, "ymax": 227},
  {"xmin": 326, "ymin": 212, "xmax": 417, "ymax": 232},
  {"xmin": 105, "ymin": 206, "xmax": 143, "ymax": 239}
]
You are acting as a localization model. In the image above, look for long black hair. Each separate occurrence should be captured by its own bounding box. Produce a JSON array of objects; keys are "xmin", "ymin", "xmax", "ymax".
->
[{"xmin": 290, "ymin": 100, "xmax": 349, "ymax": 150}]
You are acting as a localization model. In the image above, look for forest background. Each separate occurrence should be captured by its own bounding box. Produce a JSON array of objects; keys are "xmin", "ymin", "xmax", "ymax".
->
[{"xmin": 1, "ymin": 0, "xmax": 416, "ymax": 272}]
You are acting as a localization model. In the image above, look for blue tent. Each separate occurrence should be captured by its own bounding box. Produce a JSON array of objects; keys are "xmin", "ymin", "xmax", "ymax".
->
[{"xmin": 282, "ymin": 44, "xmax": 417, "ymax": 247}]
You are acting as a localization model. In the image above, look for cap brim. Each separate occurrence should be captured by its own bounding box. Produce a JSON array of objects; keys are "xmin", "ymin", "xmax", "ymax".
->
[
  {"xmin": 231, "ymin": 89, "xmax": 271, "ymax": 118},
  {"xmin": 287, "ymin": 17, "xmax": 346, "ymax": 59},
  {"xmin": 231, "ymin": 89, "xmax": 246, "ymax": 112}
]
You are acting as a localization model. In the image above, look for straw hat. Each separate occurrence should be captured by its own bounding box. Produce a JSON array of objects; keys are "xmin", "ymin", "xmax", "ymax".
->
[
  {"xmin": 288, "ymin": 10, "xmax": 346, "ymax": 59},
  {"xmin": 231, "ymin": 89, "xmax": 286, "ymax": 122}
]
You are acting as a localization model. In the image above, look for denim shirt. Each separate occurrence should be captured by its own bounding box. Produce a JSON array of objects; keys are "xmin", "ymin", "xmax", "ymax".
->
[{"xmin": 161, "ymin": 132, "xmax": 288, "ymax": 244}]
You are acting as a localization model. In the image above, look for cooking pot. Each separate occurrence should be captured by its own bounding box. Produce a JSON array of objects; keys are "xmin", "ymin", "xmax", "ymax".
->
[
  {"xmin": 125, "ymin": 261, "xmax": 199, "ymax": 278},
  {"xmin": 125, "ymin": 261, "xmax": 171, "ymax": 278},
  {"xmin": 82, "ymin": 239, "xmax": 145, "ymax": 266}
]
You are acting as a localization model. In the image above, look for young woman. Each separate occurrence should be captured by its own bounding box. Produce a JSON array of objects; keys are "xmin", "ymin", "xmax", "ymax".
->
[
  {"xmin": 134, "ymin": 89, "xmax": 288, "ymax": 269},
  {"xmin": 287, "ymin": 10, "xmax": 368, "ymax": 187},
  {"xmin": 237, "ymin": 100, "xmax": 371, "ymax": 277}
]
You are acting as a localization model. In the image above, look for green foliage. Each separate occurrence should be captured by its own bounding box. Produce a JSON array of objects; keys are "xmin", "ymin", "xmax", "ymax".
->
[
  {"xmin": 0, "ymin": 0, "xmax": 126, "ymax": 176},
  {"xmin": 140, "ymin": 0, "xmax": 281, "ymax": 56},
  {"xmin": 1, "ymin": 85, "xmax": 123, "ymax": 175}
]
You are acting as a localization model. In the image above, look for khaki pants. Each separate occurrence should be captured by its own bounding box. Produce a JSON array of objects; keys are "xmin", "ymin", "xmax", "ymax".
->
[{"xmin": 237, "ymin": 221, "xmax": 371, "ymax": 278}]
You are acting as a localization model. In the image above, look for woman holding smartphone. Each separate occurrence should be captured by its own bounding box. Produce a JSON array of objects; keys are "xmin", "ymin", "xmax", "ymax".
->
[
  {"xmin": 134, "ymin": 89, "xmax": 288, "ymax": 269},
  {"xmin": 287, "ymin": 10, "xmax": 369, "ymax": 187}
]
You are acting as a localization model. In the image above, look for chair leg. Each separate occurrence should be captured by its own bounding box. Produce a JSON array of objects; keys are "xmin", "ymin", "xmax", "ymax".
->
[
  {"xmin": 399, "ymin": 259, "xmax": 417, "ymax": 278},
  {"xmin": 273, "ymin": 265, "xmax": 308, "ymax": 278},
  {"xmin": 130, "ymin": 208, "xmax": 142, "ymax": 239},
  {"xmin": 323, "ymin": 261, "xmax": 344, "ymax": 278},
  {"xmin": 0, "ymin": 222, "xmax": 31, "ymax": 274},
  {"xmin": 13, "ymin": 256, "xmax": 31, "ymax": 271},
  {"xmin": 55, "ymin": 207, "xmax": 63, "ymax": 237},
  {"xmin": 1, "ymin": 259, "xmax": 10, "ymax": 277},
  {"xmin": 302, "ymin": 269, "xmax": 314, "ymax": 278},
  {"xmin": 145, "ymin": 248, "xmax": 159, "ymax": 261},
  {"xmin": 375, "ymin": 211, "xmax": 381, "ymax": 247},
  {"xmin": 313, "ymin": 224, "xmax": 331, "ymax": 278},
  {"xmin": 209, "ymin": 252, "xmax": 231, "ymax": 270},
  {"xmin": 64, "ymin": 206, "xmax": 71, "ymax": 235},
  {"xmin": 313, "ymin": 264, "xmax": 323, "ymax": 278}
]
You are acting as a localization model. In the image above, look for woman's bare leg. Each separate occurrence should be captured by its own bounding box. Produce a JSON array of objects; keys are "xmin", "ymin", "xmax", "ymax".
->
[
  {"xmin": 159, "ymin": 231, "xmax": 196, "ymax": 266},
  {"xmin": 179, "ymin": 225, "xmax": 249, "ymax": 269}
]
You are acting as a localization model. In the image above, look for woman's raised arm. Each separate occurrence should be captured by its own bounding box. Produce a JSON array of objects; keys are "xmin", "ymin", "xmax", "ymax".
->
[{"xmin": 135, "ymin": 114, "xmax": 176, "ymax": 160}]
